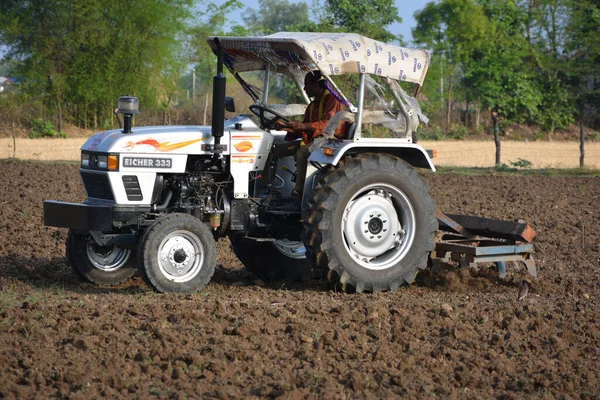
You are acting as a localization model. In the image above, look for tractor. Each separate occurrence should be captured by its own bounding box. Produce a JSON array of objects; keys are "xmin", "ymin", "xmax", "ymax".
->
[{"xmin": 44, "ymin": 32, "xmax": 536, "ymax": 294}]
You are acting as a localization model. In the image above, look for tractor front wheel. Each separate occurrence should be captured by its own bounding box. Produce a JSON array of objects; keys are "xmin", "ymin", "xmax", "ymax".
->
[
  {"xmin": 138, "ymin": 213, "xmax": 216, "ymax": 293},
  {"xmin": 66, "ymin": 230, "xmax": 136, "ymax": 286}
]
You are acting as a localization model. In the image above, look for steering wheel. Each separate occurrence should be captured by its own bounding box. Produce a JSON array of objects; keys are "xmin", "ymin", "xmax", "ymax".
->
[{"xmin": 249, "ymin": 105, "xmax": 290, "ymax": 130}]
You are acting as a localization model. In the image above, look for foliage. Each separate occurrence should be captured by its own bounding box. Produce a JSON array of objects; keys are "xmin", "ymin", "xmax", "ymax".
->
[
  {"xmin": 243, "ymin": 0, "xmax": 309, "ymax": 35},
  {"xmin": 0, "ymin": 0, "xmax": 194, "ymax": 129},
  {"xmin": 296, "ymin": 0, "xmax": 401, "ymax": 43},
  {"xmin": 418, "ymin": 126, "xmax": 446, "ymax": 141},
  {"xmin": 449, "ymin": 124, "xmax": 468, "ymax": 140},
  {"xmin": 0, "ymin": 0, "xmax": 599, "ymax": 133},
  {"xmin": 29, "ymin": 118, "xmax": 67, "ymax": 138},
  {"xmin": 509, "ymin": 158, "xmax": 533, "ymax": 169}
]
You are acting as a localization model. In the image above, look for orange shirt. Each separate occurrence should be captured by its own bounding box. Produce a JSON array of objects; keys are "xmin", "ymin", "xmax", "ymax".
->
[{"xmin": 301, "ymin": 91, "xmax": 347, "ymax": 143}]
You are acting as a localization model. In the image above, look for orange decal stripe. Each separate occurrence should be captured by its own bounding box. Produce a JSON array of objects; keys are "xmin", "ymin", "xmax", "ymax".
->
[{"xmin": 156, "ymin": 138, "xmax": 204, "ymax": 152}]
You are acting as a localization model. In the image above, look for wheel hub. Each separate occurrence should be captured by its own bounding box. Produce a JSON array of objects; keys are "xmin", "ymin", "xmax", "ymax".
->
[
  {"xmin": 159, "ymin": 235, "xmax": 202, "ymax": 279},
  {"xmin": 343, "ymin": 189, "xmax": 401, "ymax": 260},
  {"xmin": 273, "ymin": 239, "xmax": 306, "ymax": 260},
  {"xmin": 368, "ymin": 217, "xmax": 384, "ymax": 234},
  {"xmin": 87, "ymin": 243, "xmax": 130, "ymax": 271}
]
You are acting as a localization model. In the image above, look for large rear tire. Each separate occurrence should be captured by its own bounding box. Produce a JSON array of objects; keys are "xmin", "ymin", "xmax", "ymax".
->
[
  {"xmin": 229, "ymin": 235, "xmax": 313, "ymax": 281},
  {"xmin": 138, "ymin": 213, "xmax": 216, "ymax": 294},
  {"xmin": 303, "ymin": 153, "xmax": 437, "ymax": 292},
  {"xmin": 66, "ymin": 230, "xmax": 136, "ymax": 286}
]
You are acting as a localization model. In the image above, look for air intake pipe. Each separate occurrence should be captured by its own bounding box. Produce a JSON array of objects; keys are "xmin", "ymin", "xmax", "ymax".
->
[
  {"xmin": 117, "ymin": 96, "xmax": 139, "ymax": 134},
  {"xmin": 211, "ymin": 38, "xmax": 225, "ymax": 153}
]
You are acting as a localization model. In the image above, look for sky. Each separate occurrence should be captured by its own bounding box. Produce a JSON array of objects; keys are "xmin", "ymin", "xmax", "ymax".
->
[{"xmin": 221, "ymin": 0, "xmax": 430, "ymax": 44}]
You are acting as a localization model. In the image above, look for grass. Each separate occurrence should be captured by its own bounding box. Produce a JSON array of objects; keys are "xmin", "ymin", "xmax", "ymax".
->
[
  {"xmin": 420, "ymin": 140, "xmax": 600, "ymax": 170},
  {"xmin": 431, "ymin": 166, "xmax": 600, "ymax": 177}
]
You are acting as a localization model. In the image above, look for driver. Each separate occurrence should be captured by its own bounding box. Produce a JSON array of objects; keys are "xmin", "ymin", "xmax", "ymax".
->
[{"xmin": 273, "ymin": 70, "xmax": 348, "ymax": 199}]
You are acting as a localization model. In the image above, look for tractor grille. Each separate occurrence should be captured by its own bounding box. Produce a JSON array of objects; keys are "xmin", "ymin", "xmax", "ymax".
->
[
  {"xmin": 81, "ymin": 171, "xmax": 114, "ymax": 200},
  {"xmin": 122, "ymin": 175, "xmax": 143, "ymax": 201}
]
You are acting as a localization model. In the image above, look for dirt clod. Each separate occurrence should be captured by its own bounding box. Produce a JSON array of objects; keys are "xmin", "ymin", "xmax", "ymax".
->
[{"xmin": 0, "ymin": 161, "xmax": 599, "ymax": 398}]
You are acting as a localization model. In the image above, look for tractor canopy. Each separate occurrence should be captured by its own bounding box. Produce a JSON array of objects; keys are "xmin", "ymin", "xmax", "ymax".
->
[
  {"xmin": 207, "ymin": 32, "xmax": 429, "ymax": 86},
  {"xmin": 208, "ymin": 32, "xmax": 431, "ymax": 139}
]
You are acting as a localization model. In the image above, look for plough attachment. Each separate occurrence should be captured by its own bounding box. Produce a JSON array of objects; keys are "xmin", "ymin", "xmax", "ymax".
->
[{"xmin": 431, "ymin": 210, "xmax": 537, "ymax": 279}]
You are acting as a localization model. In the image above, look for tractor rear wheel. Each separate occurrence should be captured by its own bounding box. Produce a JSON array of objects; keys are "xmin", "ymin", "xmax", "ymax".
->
[
  {"xmin": 229, "ymin": 235, "xmax": 314, "ymax": 281},
  {"xmin": 138, "ymin": 213, "xmax": 216, "ymax": 293},
  {"xmin": 66, "ymin": 230, "xmax": 136, "ymax": 286},
  {"xmin": 302, "ymin": 153, "xmax": 437, "ymax": 292}
]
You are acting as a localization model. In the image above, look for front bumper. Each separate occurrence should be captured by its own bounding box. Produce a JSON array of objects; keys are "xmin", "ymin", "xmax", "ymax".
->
[{"xmin": 43, "ymin": 200, "xmax": 150, "ymax": 231}]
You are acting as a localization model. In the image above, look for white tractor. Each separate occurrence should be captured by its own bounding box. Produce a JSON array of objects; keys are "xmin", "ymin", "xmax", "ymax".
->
[{"xmin": 43, "ymin": 32, "xmax": 443, "ymax": 293}]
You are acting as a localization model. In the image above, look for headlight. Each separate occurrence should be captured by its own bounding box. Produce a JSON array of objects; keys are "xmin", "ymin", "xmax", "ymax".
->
[
  {"xmin": 80, "ymin": 152, "xmax": 118, "ymax": 171},
  {"xmin": 98, "ymin": 155, "xmax": 108, "ymax": 169}
]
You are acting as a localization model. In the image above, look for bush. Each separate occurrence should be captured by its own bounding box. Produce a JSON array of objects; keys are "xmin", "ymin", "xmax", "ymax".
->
[
  {"xmin": 449, "ymin": 124, "xmax": 468, "ymax": 140},
  {"xmin": 29, "ymin": 118, "xmax": 68, "ymax": 138},
  {"xmin": 509, "ymin": 158, "xmax": 533, "ymax": 169},
  {"xmin": 532, "ymin": 129, "xmax": 546, "ymax": 141},
  {"xmin": 419, "ymin": 126, "xmax": 446, "ymax": 141}
]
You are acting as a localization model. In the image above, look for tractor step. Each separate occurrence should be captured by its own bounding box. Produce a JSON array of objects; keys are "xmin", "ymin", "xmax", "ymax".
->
[{"xmin": 432, "ymin": 210, "xmax": 537, "ymax": 278}]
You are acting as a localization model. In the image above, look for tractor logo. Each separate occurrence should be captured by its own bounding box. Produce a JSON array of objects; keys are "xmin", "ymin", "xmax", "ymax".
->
[
  {"xmin": 123, "ymin": 138, "xmax": 203, "ymax": 152},
  {"xmin": 234, "ymin": 141, "xmax": 253, "ymax": 152}
]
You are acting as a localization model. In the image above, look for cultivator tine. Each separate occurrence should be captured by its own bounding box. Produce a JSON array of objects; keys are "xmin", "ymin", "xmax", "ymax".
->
[{"xmin": 522, "ymin": 255, "xmax": 538, "ymax": 279}]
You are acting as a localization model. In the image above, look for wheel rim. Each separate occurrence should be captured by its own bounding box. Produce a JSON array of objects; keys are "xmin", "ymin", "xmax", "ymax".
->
[
  {"xmin": 341, "ymin": 184, "xmax": 416, "ymax": 271},
  {"xmin": 157, "ymin": 230, "xmax": 204, "ymax": 282},
  {"xmin": 273, "ymin": 239, "xmax": 306, "ymax": 260},
  {"xmin": 86, "ymin": 242, "xmax": 131, "ymax": 272}
]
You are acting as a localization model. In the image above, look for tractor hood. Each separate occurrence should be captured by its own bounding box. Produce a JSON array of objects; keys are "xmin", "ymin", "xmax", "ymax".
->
[{"xmin": 81, "ymin": 115, "xmax": 260, "ymax": 154}]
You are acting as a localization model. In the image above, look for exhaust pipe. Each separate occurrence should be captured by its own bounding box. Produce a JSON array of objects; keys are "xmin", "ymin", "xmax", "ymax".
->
[{"xmin": 211, "ymin": 38, "xmax": 225, "ymax": 152}]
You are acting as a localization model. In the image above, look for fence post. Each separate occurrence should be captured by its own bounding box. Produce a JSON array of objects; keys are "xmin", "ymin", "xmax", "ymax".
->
[{"xmin": 579, "ymin": 122, "xmax": 585, "ymax": 168}]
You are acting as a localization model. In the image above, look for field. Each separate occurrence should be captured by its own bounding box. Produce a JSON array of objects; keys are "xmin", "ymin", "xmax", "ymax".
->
[
  {"xmin": 1, "ymin": 160, "xmax": 599, "ymax": 398},
  {"xmin": 1, "ymin": 138, "xmax": 600, "ymax": 169}
]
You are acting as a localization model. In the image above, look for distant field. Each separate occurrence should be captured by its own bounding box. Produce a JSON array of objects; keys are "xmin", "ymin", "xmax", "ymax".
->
[{"xmin": 1, "ymin": 138, "xmax": 599, "ymax": 169}]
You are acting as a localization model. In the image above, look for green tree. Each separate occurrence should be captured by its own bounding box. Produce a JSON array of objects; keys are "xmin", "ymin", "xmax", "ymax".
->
[
  {"xmin": 186, "ymin": 0, "xmax": 246, "ymax": 123},
  {"xmin": 244, "ymin": 0, "xmax": 309, "ymax": 35},
  {"xmin": 462, "ymin": 0, "xmax": 541, "ymax": 126},
  {"xmin": 414, "ymin": 0, "xmax": 489, "ymax": 128},
  {"xmin": 297, "ymin": 0, "xmax": 401, "ymax": 43},
  {"xmin": 564, "ymin": 0, "xmax": 600, "ymax": 128},
  {"xmin": 0, "ymin": 0, "xmax": 193, "ymax": 129}
]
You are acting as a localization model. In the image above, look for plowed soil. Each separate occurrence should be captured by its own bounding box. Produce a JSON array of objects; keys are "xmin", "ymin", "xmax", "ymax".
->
[{"xmin": 1, "ymin": 160, "xmax": 599, "ymax": 399}]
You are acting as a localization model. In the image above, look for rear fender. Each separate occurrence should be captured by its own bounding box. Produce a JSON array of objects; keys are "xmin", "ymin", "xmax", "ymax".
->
[{"xmin": 307, "ymin": 141, "xmax": 436, "ymax": 171}]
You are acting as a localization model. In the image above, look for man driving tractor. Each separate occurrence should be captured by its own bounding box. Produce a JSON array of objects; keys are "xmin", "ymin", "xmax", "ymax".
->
[{"xmin": 272, "ymin": 70, "xmax": 349, "ymax": 199}]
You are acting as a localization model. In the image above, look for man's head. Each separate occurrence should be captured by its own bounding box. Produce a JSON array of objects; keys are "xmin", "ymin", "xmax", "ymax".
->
[{"xmin": 304, "ymin": 70, "xmax": 324, "ymax": 98}]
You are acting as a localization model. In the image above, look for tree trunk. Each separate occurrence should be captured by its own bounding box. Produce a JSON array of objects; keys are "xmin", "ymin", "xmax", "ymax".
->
[
  {"xmin": 192, "ymin": 69, "xmax": 196, "ymax": 103},
  {"xmin": 57, "ymin": 102, "xmax": 63, "ymax": 134},
  {"xmin": 203, "ymin": 91, "xmax": 210, "ymax": 126},
  {"xmin": 474, "ymin": 98, "xmax": 480, "ymax": 131},
  {"xmin": 446, "ymin": 64, "xmax": 456, "ymax": 130},
  {"xmin": 440, "ymin": 57, "xmax": 444, "ymax": 110},
  {"xmin": 492, "ymin": 111, "xmax": 501, "ymax": 166},
  {"xmin": 12, "ymin": 121, "xmax": 16, "ymax": 158},
  {"xmin": 580, "ymin": 121, "xmax": 585, "ymax": 168}
]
